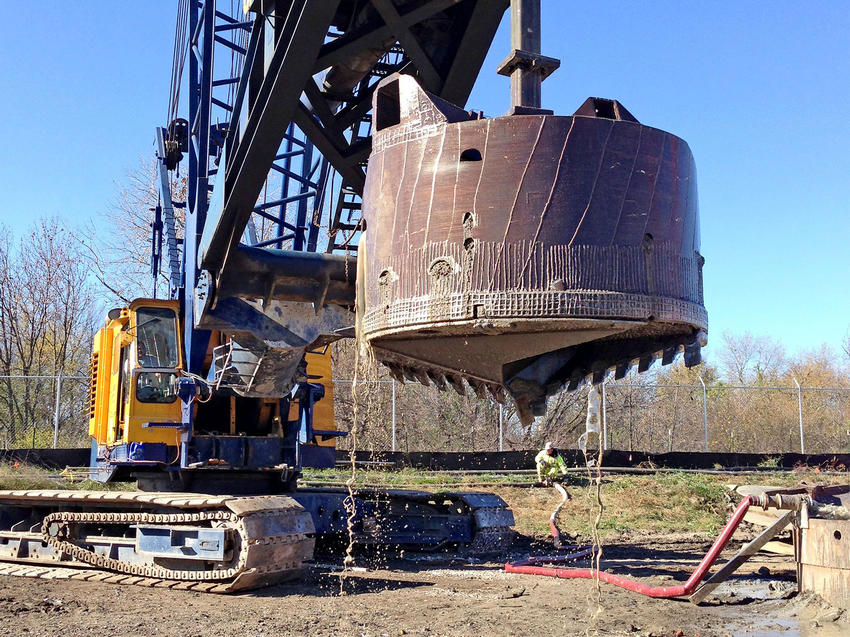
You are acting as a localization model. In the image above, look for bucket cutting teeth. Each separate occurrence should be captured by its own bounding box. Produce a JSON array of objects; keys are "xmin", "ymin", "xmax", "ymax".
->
[
  {"xmin": 427, "ymin": 371, "xmax": 447, "ymax": 390},
  {"xmin": 445, "ymin": 375, "xmax": 466, "ymax": 396},
  {"xmin": 638, "ymin": 354, "xmax": 656, "ymax": 373},
  {"xmin": 468, "ymin": 379, "xmax": 489, "ymax": 400},
  {"xmin": 386, "ymin": 365, "xmax": 406, "ymax": 384},
  {"xmin": 487, "ymin": 383, "xmax": 507, "ymax": 405},
  {"xmin": 370, "ymin": 328, "xmax": 706, "ymax": 426}
]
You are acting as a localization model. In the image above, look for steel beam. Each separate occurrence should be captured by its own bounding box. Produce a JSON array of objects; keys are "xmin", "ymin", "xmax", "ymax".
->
[
  {"xmin": 370, "ymin": 0, "xmax": 443, "ymax": 92},
  {"xmin": 184, "ymin": 0, "xmax": 216, "ymax": 374},
  {"xmin": 439, "ymin": 0, "xmax": 509, "ymax": 106},
  {"xmin": 201, "ymin": 0, "xmax": 341, "ymax": 273},
  {"xmin": 214, "ymin": 246, "xmax": 356, "ymax": 305},
  {"xmin": 496, "ymin": 0, "xmax": 559, "ymax": 111},
  {"xmin": 509, "ymin": 0, "xmax": 542, "ymax": 107},
  {"xmin": 292, "ymin": 104, "xmax": 367, "ymax": 193},
  {"xmin": 313, "ymin": 0, "xmax": 461, "ymax": 74},
  {"xmin": 155, "ymin": 128, "xmax": 182, "ymax": 296}
]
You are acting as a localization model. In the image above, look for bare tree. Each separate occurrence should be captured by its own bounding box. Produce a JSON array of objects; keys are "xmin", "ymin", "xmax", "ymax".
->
[
  {"xmin": 717, "ymin": 331, "xmax": 786, "ymax": 385},
  {"xmin": 76, "ymin": 158, "xmax": 185, "ymax": 304},
  {"xmin": 0, "ymin": 219, "xmax": 97, "ymax": 447}
]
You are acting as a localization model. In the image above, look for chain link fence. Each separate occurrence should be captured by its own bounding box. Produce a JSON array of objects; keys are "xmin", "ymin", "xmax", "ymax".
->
[
  {"xmin": 0, "ymin": 375, "xmax": 90, "ymax": 450},
  {"xmin": 1, "ymin": 374, "xmax": 848, "ymax": 454},
  {"xmin": 600, "ymin": 381, "xmax": 850, "ymax": 455},
  {"xmin": 333, "ymin": 378, "xmax": 850, "ymax": 455}
]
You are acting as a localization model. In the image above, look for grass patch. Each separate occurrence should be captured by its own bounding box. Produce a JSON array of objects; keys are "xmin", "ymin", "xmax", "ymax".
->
[
  {"xmin": 0, "ymin": 462, "xmax": 835, "ymax": 542},
  {"xmin": 0, "ymin": 463, "xmax": 131, "ymax": 491},
  {"xmin": 305, "ymin": 466, "xmax": 828, "ymax": 540},
  {"xmin": 498, "ymin": 470, "xmax": 816, "ymax": 540},
  {"xmin": 300, "ymin": 467, "xmax": 534, "ymax": 488}
]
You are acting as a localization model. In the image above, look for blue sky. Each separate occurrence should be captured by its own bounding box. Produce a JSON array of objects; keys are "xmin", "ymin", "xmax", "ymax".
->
[{"xmin": 0, "ymin": 1, "xmax": 848, "ymax": 360}]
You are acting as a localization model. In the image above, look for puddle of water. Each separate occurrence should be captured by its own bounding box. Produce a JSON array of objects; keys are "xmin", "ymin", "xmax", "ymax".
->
[
  {"xmin": 721, "ymin": 592, "xmax": 847, "ymax": 637},
  {"xmin": 712, "ymin": 577, "xmax": 797, "ymax": 602},
  {"xmin": 727, "ymin": 616, "xmax": 846, "ymax": 637}
]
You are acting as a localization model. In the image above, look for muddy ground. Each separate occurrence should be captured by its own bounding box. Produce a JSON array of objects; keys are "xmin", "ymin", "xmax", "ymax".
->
[{"xmin": 0, "ymin": 535, "xmax": 845, "ymax": 637}]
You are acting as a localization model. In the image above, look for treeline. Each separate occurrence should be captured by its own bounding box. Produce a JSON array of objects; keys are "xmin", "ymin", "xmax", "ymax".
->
[
  {"xmin": 332, "ymin": 334, "xmax": 850, "ymax": 455},
  {"xmin": 0, "ymin": 165, "xmax": 170, "ymax": 448},
  {"xmin": 0, "ymin": 220, "xmax": 97, "ymax": 447},
  {"xmin": 1, "ymin": 212, "xmax": 849, "ymax": 454}
]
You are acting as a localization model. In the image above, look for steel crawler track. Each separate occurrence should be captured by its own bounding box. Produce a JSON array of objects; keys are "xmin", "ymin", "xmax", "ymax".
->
[
  {"xmin": 0, "ymin": 489, "xmax": 514, "ymax": 593},
  {"xmin": 0, "ymin": 490, "xmax": 315, "ymax": 593}
]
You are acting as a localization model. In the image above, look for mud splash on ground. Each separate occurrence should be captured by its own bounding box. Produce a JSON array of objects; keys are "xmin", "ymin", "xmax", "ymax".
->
[{"xmin": 0, "ymin": 537, "xmax": 845, "ymax": 637}]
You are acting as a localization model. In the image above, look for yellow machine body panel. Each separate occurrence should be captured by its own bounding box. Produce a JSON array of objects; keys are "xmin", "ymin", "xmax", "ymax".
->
[
  {"xmin": 89, "ymin": 299, "xmax": 183, "ymax": 448},
  {"xmin": 306, "ymin": 348, "xmax": 335, "ymax": 448},
  {"xmin": 91, "ymin": 299, "xmax": 338, "ymax": 453},
  {"xmin": 287, "ymin": 348, "xmax": 336, "ymax": 449},
  {"xmin": 88, "ymin": 326, "xmax": 115, "ymax": 441}
]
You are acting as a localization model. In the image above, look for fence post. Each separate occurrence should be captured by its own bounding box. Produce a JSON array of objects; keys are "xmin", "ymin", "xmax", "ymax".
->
[
  {"xmin": 699, "ymin": 375, "xmax": 708, "ymax": 452},
  {"xmin": 601, "ymin": 376, "xmax": 608, "ymax": 450},
  {"xmin": 52, "ymin": 373, "xmax": 62, "ymax": 449},
  {"xmin": 498, "ymin": 403, "xmax": 504, "ymax": 451},
  {"xmin": 391, "ymin": 379, "xmax": 397, "ymax": 452},
  {"xmin": 792, "ymin": 376, "xmax": 805, "ymax": 454}
]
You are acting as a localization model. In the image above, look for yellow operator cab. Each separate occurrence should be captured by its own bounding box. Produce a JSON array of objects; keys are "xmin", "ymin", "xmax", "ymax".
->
[{"xmin": 89, "ymin": 299, "xmax": 183, "ymax": 449}]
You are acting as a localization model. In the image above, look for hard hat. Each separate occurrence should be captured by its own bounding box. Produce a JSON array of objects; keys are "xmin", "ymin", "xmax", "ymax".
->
[{"xmin": 544, "ymin": 442, "xmax": 554, "ymax": 451}]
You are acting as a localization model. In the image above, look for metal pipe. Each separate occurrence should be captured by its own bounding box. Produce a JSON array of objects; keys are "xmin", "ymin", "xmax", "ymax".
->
[
  {"xmin": 601, "ymin": 377, "xmax": 608, "ymax": 450},
  {"xmin": 391, "ymin": 379, "xmax": 397, "ymax": 453},
  {"xmin": 699, "ymin": 375, "xmax": 709, "ymax": 452},
  {"xmin": 505, "ymin": 496, "xmax": 757, "ymax": 598},
  {"xmin": 233, "ymin": 247, "xmax": 356, "ymax": 279},
  {"xmin": 52, "ymin": 373, "xmax": 62, "ymax": 450},
  {"xmin": 793, "ymin": 376, "xmax": 805, "ymax": 454},
  {"xmin": 499, "ymin": 403, "xmax": 504, "ymax": 452},
  {"xmin": 509, "ymin": 0, "xmax": 541, "ymax": 108}
]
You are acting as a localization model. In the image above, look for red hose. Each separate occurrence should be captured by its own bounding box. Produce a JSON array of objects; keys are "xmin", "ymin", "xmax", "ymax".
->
[
  {"xmin": 505, "ymin": 496, "xmax": 754, "ymax": 598},
  {"xmin": 511, "ymin": 545, "xmax": 597, "ymax": 567}
]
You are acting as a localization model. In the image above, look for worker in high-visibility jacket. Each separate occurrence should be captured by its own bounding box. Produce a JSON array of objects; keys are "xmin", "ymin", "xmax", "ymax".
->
[
  {"xmin": 535, "ymin": 442, "xmax": 568, "ymax": 485},
  {"xmin": 535, "ymin": 442, "xmax": 571, "ymax": 547}
]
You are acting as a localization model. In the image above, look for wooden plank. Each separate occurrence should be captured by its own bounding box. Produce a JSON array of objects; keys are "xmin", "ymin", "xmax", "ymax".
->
[
  {"xmin": 689, "ymin": 510, "xmax": 795, "ymax": 604},
  {"xmin": 801, "ymin": 518, "xmax": 850, "ymax": 570},
  {"xmin": 744, "ymin": 509, "xmax": 787, "ymax": 528},
  {"xmin": 762, "ymin": 540, "xmax": 795, "ymax": 556},
  {"xmin": 800, "ymin": 564, "xmax": 850, "ymax": 610}
]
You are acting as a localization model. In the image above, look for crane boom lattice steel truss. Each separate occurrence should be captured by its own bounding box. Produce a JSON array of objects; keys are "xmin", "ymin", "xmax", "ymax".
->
[{"xmin": 152, "ymin": 0, "xmax": 508, "ymax": 377}]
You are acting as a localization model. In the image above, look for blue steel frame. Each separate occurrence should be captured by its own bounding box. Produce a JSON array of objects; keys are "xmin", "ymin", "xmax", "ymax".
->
[
  {"xmin": 141, "ymin": 0, "xmax": 507, "ymax": 479},
  {"xmin": 143, "ymin": 1, "xmax": 342, "ymax": 477},
  {"xmin": 92, "ymin": 4, "xmax": 519, "ymax": 554},
  {"xmin": 155, "ymin": 1, "xmax": 347, "ymax": 374},
  {"xmin": 151, "ymin": 0, "xmax": 334, "ymax": 374}
]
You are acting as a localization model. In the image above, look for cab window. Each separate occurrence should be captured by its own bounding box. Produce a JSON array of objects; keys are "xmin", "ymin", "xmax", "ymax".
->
[
  {"xmin": 136, "ymin": 371, "xmax": 178, "ymax": 403},
  {"xmin": 136, "ymin": 307, "xmax": 179, "ymax": 368}
]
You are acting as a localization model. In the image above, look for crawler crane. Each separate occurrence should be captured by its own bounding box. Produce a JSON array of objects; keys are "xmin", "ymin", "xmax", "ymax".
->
[{"xmin": 0, "ymin": 0, "xmax": 705, "ymax": 591}]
